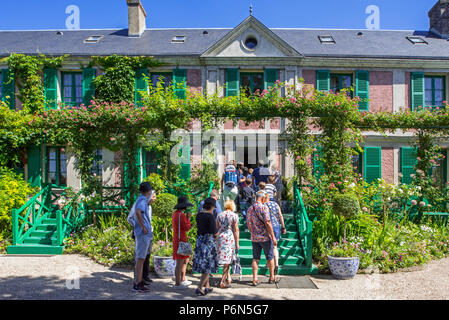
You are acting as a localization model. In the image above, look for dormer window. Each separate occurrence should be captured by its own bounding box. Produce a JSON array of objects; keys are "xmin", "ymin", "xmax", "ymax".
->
[
  {"xmin": 171, "ymin": 36, "xmax": 186, "ymax": 43},
  {"xmin": 84, "ymin": 35, "xmax": 103, "ymax": 43},
  {"xmin": 318, "ymin": 35, "xmax": 335, "ymax": 44},
  {"xmin": 407, "ymin": 36, "xmax": 427, "ymax": 45}
]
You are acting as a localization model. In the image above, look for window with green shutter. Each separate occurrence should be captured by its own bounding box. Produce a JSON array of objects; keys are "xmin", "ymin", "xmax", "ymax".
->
[
  {"xmin": 1, "ymin": 68, "xmax": 15, "ymax": 110},
  {"xmin": 240, "ymin": 72, "xmax": 264, "ymax": 96},
  {"xmin": 82, "ymin": 68, "xmax": 96, "ymax": 106},
  {"xmin": 226, "ymin": 68, "xmax": 240, "ymax": 97},
  {"xmin": 351, "ymin": 148, "xmax": 363, "ymax": 176},
  {"xmin": 364, "ymin": 147, "xmax": 381, "ymax": 183},
  {"xmin": 135, "ymin": 68, "xmax": 148, "ymax": 106},
  {"xmin": 411, "ymin": 72, "xmax": 425, "ymax": 111},
  {"xmin": 316, "ymin": 70, "xmax": 330, "ymax": 92},
  {"xmin": 144, "ymin": 149, "xmax": 161, "ymax": 177},
  {"xmin": 400, "ymin": 147, "xmax": 417, "ymax": 185},
  {"xmin": 46, "ymin": 146, "xmax": 67, "ymax": 187},
  {"xmin": 424, "ymin": 76, "xmax": 445, "ymax": 109},
  {"xmin": 150, "ymin": 72, "xmax": 173, "ymax": 89},
  {"xmin": 62, "ymin": 72, "xmax": 83, "ymax": 107},
  {"xmin": 173, "ymin": 69, "xmax": 187, "ymax": 99},
  {"xmin": 355, "ymin": 71, "xmax": 369, "ymax": 111},
  {"xmin": 43, "ymin": 69, "xmax": 58, "ymax": 110},
  {"xmin": 90, "ymin": 149, "xmax": 103, "ymax": 178}
]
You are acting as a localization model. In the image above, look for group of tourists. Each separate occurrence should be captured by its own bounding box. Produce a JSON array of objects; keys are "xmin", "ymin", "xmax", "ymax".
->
[{"xmin": 130, "ymin": 160, "xmax": 287, "ymax": 296}]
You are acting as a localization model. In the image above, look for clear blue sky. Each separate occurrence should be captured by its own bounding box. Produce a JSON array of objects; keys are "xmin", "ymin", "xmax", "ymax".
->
[{"xmin": 0, "ymin": 0, "xmax": 438, "ymax": 31}]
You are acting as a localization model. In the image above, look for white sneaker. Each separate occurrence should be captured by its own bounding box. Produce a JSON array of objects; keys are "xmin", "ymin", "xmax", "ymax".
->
[
  {"xmin": 173, "ymin": 284, "xmax": 189, "ymax": 289},
  {"xmin": 181, "ymin": 280, "xmax": 192, "ymax": 286}
]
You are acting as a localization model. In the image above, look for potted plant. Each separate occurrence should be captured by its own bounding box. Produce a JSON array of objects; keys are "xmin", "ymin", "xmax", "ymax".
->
[
  {"xmin": 327, "ymin": 193, "xmax": 361, "ymax": 279},
  {"xmin": 152, "ymin": 240, "xmax": 176, "ymax": 277}
]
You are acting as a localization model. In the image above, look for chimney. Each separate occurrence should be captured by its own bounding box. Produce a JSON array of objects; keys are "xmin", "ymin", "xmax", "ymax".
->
[
  {"xmin": 127, "ymin": 0, "xmax": 147, "ymax": 37},
  {"xmin": 429, "ymin": 0, "xmax": 449, "ymax": 38}
]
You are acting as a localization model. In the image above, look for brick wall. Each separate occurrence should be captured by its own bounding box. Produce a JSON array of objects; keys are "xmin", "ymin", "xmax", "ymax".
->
[
  {"xmin": 370, "ymin": 71, "xmax": 393, "ymax": 112},
  {"xmin": 382, "ymin": 147, "xmax": 395, "ymax": 184}
]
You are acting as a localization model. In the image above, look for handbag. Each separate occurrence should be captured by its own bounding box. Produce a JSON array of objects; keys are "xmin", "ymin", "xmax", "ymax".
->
[{"xmin": 176, "ymin": 212, "xmax": 193, "ymax": 256}]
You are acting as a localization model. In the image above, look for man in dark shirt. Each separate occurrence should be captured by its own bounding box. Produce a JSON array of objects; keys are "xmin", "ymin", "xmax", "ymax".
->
[{"xmin": 252, "ymin": 160, "xmax": 270, "ymax": 190}]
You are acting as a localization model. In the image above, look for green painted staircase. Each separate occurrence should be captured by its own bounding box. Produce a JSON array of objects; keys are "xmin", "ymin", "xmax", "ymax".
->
[
  {"xmin": 7, "ymin": 210, "xmax": 64, "ymax": 255},
  {"xmin": 219, "ymin": 210, "xmax": 318, "ymax": 276}
]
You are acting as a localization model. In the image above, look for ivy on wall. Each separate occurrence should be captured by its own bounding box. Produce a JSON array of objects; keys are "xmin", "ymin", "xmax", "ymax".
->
[
  {"xmin": 90, "ymin": 55, "xmax": 163, "ymax": 103},
  {"xmin": 2, "ymin": 54, "xmax": 67, "ymax": 114}
]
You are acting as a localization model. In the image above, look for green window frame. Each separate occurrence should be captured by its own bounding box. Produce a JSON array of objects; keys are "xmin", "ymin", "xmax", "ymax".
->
[
  {"xmin": 46, "ymin": 146, "xmax": 67, "ymax": 187},
  {"xmin": 424, "ymin": 76, "xmax": 446, "ymax": 109},
  {"xmin": 144, "ymin": 149, "xmax": 160, "ymax": 177},
  {"xmin": 90, "ymin": 149, "xmax": 103, "ymax": 178},
  {"xmin": 330, "ymin": 73, "xmax": 353, "ymax": 96},
  {"xmin": 351, "ymin": 148, "xmax": 363, "ymax": 176},
  {"xmin": 150, "ymin": 72, "xmax": 173, "ymax": 89},
  {"xmin": 240, "ymin": 72, "xmax": 264, "ymax": 95},
  {"xmin": 61, "ymin": 72, "xmax": 83, "ymax": 107}
]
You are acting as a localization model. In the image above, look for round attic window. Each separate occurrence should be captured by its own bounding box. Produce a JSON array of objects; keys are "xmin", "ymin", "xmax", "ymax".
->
[{"xmin": 244, "ymin": 36, "xmax": 258, "ymax": 50}]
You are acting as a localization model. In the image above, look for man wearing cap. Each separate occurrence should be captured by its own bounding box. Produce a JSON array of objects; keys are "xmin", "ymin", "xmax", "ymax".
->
[{"xmin": 133, "ymin": 182, "xmax": 156, "ymax": 293}]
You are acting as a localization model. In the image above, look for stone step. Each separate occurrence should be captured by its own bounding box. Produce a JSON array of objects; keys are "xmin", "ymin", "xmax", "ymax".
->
[{"xmin": 7, "ymin": 244, "xmax": 64, "ymax": 255}]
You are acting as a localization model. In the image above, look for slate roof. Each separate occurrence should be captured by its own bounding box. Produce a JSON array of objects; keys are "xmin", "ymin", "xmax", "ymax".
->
[{"xmin": 0, "ymin": 26, "xmax": 449, "ymax": 59}]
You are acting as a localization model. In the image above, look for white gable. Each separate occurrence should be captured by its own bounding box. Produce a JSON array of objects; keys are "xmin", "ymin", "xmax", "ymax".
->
[
  {"xmin": 201, "ymin": 16, "xmax": 302, "ymax": 58},
  {"xmin": 216, "ymin": 27, "xmax": 287, "ymax": 57}
]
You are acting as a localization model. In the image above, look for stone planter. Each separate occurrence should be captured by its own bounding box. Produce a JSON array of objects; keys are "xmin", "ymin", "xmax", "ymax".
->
[
  {"xmin": 153, "ymin": 256, "xmax": 176, "ymax": 278},
  {"xmin": 327, "ymin": 256, "xmax": 360, "ymax": 279}
]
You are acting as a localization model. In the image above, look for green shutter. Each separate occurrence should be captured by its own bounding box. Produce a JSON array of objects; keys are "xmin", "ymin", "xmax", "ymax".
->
[
  {"xmin": 401, "ymin": 147, "xmax": 417, "ymax": 185},
  {"xmin": 43, "ymin": 68, "xmax": 58, "ymax": 110},
  {"xmin": 173, "ymin": 69, "xmax": 187, "ymax": 99},
  {"xmin": 364, "ymin": 147, "xmax": 381, "ymax": 183},
  {"xmin": 226, "ymin": 68, "xmax": 240, "ymax": 97},
  {"xmin": 27, "ymin": 145, "xmax": 42, "ymax": 188},
  {"xmin": 134, "ymin": 68, "xmax": 148, "ymax": 106},
  {"xmin": 264, "ymin": 69, "xmax": 278, "ymax": 90},
  {"xmin": 411, "ymin": 72, "xmax": 425, "ymax": 112},
  {"xmin": 313, "ymin": 146, "xmax": 324, "ymax": 180},
  {"xmin": 356, "ymin": 70, "xmax": 370, "ymax": 111},
  {"xmin": 2, "ymin": 68, "xmax": 15, "ymax": 110},
  {"xmin": 316, "ymin": 70, "xmax": 330, "ymax": 92},
  {"xmin": 82, "ymin": 68, "xmax": 96, "ymax": 106},
  {"xmin": 136, "ymin": 147, "xmax": 142, "ymax": 185},
  {"xmin": 179, "ymin": 144, "xmax": 191, "ymax": 181}
]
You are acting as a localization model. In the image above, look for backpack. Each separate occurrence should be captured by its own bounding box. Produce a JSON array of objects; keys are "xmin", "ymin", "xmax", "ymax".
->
[
  {"xmin": 127, "ymin": 202, "xmax": 137, "ymax": 227},
  {"xmin": 224, "ymin": 165, "xmax": 237, "ymax": 186}
]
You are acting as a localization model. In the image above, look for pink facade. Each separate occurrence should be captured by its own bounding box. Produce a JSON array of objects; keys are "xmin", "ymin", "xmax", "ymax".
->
[
  {"xmin": 239, "ymin": 120, "xmax": 265, "ymax": 130},
  {"xmin": 187, "ymin": 69, "xmax": 202, "ymax": 96},
  {"xmin": 382, "ymin": 147, "xmax": 395, "ymax": 184},
  {"xmin": 370, "ymin": 71, "xmax": 393, "ymax": 112}
]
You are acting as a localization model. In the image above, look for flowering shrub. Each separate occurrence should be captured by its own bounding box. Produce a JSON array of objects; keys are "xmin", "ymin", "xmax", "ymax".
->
[
  {"xmin": 0, "ymin": 167, "xmax": 36, "ymax": 240},
  {"xmin": 152, "ymin": 240, "xmax": 173, "ymax": 257}
]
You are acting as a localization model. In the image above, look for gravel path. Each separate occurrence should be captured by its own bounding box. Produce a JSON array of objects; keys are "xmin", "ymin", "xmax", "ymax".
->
[{"xmin": 0, "ymin": 254, "xmax": 448, "ymax": 300}]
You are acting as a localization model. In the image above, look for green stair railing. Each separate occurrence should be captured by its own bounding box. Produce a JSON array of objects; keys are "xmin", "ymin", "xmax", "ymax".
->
[
  {"xmin": 293, "ymin": 184, "xmax": 314, "ymax": 268},
  {"xmin": 11, "ymin": 184, "xmax": 53, "ymax": 246}
]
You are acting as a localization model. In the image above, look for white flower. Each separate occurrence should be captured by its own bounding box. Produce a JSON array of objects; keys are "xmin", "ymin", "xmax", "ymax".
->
[{"xmin": 348, "ymin": 183, "xmax": 356, "ymax": 189}]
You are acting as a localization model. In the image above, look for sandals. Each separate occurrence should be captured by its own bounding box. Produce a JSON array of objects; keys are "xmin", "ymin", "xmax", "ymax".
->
[
  {"xmin": 252, "ymin": 280, "xmax": 260, "ymax": 287},
  {"xmin": 195, "ymin": 288, "xmax": 206, "ymax": 296},
  {"xmin": 268, "ymin": 276, "xmax": 281, "ymax": 284},
  {"xmin": 220, "ymin": 283, "xmax": 231, "ymax": 289}
]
